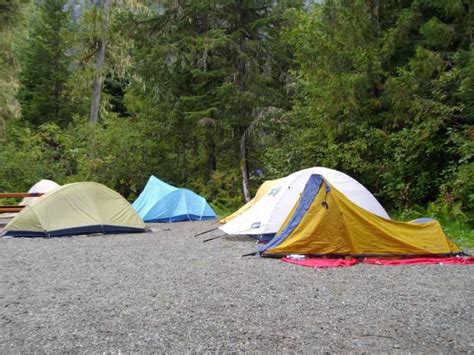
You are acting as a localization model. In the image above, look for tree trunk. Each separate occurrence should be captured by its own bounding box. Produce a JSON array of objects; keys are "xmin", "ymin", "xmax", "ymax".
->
[
  {"xmin": 205, "ymin": 137, "xmax": 216, "ymax": 181},
  {"xmin": 89, "ymin": 0, "xmax": 111, "ymax": 124},
  {"xmin": 234, "ymin": 1, "xmax": 251, "ymax": 202},
  {"xmin": 240, "ymin": 128, "xmax": 251, "ymax": 202}
]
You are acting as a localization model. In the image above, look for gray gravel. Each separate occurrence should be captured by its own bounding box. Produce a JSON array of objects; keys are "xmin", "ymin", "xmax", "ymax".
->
[{"xmin": 0, "ymin": 220, "xmax": 473, "ymax": 353}]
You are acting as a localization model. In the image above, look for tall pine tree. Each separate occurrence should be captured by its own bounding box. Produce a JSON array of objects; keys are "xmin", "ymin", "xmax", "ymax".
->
[
  {"xmin": 18, "ymin": 0, "xmax": 76, "ymax": 127},
  {"xmin": 130, "ymin": 0, "xmax": 299, "ymax": 201},
  {"xmin": 0, "ymin": 0, "xmax": 29, "ymax": 131}
]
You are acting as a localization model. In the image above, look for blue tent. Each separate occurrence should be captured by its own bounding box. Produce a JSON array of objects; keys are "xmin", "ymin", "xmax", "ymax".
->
[{"xmin": 132, "ymin": 176, "xmax": 216, "ymax": 222}]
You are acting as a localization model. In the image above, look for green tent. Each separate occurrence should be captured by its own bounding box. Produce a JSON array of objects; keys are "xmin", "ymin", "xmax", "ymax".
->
[{"xmin": 3, "ymin": 182, "xmax": 145, "ymax": 237}]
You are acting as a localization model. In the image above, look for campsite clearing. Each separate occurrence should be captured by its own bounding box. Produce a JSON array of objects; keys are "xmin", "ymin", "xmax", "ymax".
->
[{"xmin": 0, "ymin": 220, "xmax": 472, "ymax": 353}]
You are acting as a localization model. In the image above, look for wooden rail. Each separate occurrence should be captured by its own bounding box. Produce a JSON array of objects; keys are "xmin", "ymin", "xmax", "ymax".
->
[
  {"xmin": 0, "ymin": 193, "xmax": 44, "ymax": 198},
  {"xmin": 0, "ymin": 206, "xmax": 24, "ymax": 213},
  {"xmin": 0, "ymin": 193, "xmax": 45, "ymax": 214}
]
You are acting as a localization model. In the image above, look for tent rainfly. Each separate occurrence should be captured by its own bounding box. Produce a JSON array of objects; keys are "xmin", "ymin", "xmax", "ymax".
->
[
  {"xmin": 0, "ymin": 179, "xmax": 61, "ymax": 219},
  {"xmin": 132, "ymin": 175, "xmax": 216, "ymax": 222},
  {"xmin": 219, "ymin": 167, "xmax": 390, "ymax": 237},
  {"xmin": 220, "ymin": 177, "xmax": 284, "ymax": 224},
  {"xmin": 3, "ymin": 182, "xmax": 146, "ymax": 237},
  {"xmin": 20, "ymin": 179, "xmax": 60, "ymax": 206},
  {"xmin": 258, "ymin": 174, "xmax": 460, "ymax": 257}
]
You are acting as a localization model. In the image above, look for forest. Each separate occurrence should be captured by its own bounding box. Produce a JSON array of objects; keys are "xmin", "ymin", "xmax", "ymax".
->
[{"xmin": 0, "ymin": 0, "xmax": 473, "ymax": 245}]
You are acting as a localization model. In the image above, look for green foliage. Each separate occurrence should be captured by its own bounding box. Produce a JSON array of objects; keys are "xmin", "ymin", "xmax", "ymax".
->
[
  {"xmin": 62, "ymin": 1, "xmax": 139, "ymax": 120},
  {"xmin": 0, "ymin": 0, "xmax": 28, "ymax": 131},
  {"xmin": 1, "ymin": 0, "xmax": 472, "ymax": 225},
  {"xmin": 189, "ymin": 169, "xmax": 242, "ymax": 217},
  {"xmin": 420, "ymin": 17, "xmax": 456, "ymax": 50},
  {"xmin": 0, "ymin": 115, "xmax": 182, "ymax": 200},
  {"xmin": 0, "ymin": 121, "xmax": 75, "ymax": 192},
  {"xmin": 0, "ymin": 0, "xmax": 28, "ymax": 31},
  {"xmin": 17, "ymin": 0, "xmax": 78, "ymax": 127},
  {"xmin": 0, "ymin": 29, "xmax": 21, "ymax": 130},
  {"xmin": 393, "ymin": 202, "xmax": 474, "ymax": 249},
  {"xmin": 280, "ymin": 0, "xmax": 473, "ymax": 213},
  {"xmin": 127, "ymin": 0, "xmax": 298, "ymax": 201},
  {"xmin": 68, "ymin": 115, "xmax": 162, "ymax": 198},
  {"xmin": 445, "ymin": 162, "xmax": 474, "ymax": 214}
]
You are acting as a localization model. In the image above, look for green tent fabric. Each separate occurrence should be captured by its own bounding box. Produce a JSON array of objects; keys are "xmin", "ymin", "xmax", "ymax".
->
[{"xmin": 3, "ymin": 182, "xmax": 146, "ymax": 237}]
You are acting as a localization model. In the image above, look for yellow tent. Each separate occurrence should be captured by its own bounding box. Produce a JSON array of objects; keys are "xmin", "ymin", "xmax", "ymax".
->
[
  {"xmin": 220, "ymin": 178, "xmax": 284, "ymax": 223},
  {"xmin": 3, "ymin": 182, "xmax": 145, "ymax": 237},
  {"xmin": 258, "ymin": 174, "xmax": 460, "ymax": 257}
]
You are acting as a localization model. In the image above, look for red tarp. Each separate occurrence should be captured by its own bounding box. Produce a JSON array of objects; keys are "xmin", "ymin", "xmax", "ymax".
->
[
  {"xmin": 282, "ymin": 257, "xmax": 359, "ymax": 268},
  {"xmin": 363, "ymin": 256, "xmax": 474, "ymax": 266},
  {"xmin": 282, "ymin": 256, "xmax": 474, "ymax": 268}
]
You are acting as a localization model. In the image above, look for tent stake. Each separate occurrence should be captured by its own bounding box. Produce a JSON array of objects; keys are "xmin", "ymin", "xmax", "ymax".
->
[
  {"xmin": 241, "ymin": 252, "xmax": 257, "ymax": 257},
  {"xmin": 202, "ymin": 234, "xmax": 226, "ymax": 243},
  {"xmin": 193, "ymin": 227, "xmax": 218, "ymax": 238}
]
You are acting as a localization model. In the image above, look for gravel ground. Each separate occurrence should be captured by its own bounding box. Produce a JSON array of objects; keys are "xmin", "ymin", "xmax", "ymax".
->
[{"xmin": 0, "ymin": 220, "xmax": 473, "ymax": 353}]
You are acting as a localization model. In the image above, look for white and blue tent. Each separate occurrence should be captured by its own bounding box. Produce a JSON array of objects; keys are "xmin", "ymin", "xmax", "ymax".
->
[{"xmin": 132, "ymin": 176, "xmax": 216, "ymax": 222}]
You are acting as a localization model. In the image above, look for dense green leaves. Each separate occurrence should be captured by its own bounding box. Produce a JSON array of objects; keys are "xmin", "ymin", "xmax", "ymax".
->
[
  {"xmin": 0, "ymin": 0, "xmax": 472, "ymax": 227},
  {"xmin": 0, "ymin": 0, "xmax": 29, "ymax": 130},
  {"xmin": 277, "ymin": 0, "xmax": 473, "ymax": 217},
  {"xmin": 127, "ymin": 0, "xmax": 297, "ymax": 199},
  {"xmin": 17, "ymin": 0, "xmax": 77, "ymax": 126}
]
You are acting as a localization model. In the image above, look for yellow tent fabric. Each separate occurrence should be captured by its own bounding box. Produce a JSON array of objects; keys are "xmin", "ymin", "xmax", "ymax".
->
[
  {"xmin": 260, "ymin": 175, "xmax": 460, "ymax": 257},
  {"xmin": 4, "ymin": 182, "xmax": 145, "ymax": 237},
  {"xmin": 220, "ymin": 178, "xmax": 284, "ymax": 223}
]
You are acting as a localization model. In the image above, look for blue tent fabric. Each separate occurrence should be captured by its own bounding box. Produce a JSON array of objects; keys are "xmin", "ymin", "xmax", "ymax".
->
[
  {"xmin": 410, "ymin": 217, "xmax": 436, "ymax": 224},
  {"xmin": 132, "ymin": 176, "xmax": 177, "ymax": 215},
  {"xmin": 132, "ymin": 176, "xmax": 216, "ymax": 222}
]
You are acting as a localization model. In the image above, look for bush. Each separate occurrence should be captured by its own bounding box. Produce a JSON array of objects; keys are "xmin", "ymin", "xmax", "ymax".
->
[{"xmin": 0, "ymin": 121, "xmax": 75, "ymax": 192}]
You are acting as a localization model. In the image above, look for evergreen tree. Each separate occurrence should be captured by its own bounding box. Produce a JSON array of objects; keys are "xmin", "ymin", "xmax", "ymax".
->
[
  {"xmin": 0, "ymin": 0, "xmax": 29, "ymax": 132},
  {"xmin": 62, "ymin": 0, "xmax": 143, "ymax": 123},
  {"xmin": 88, "ymin": 0, "xmax": 111, "ymax": 124},
  {"xmin": 0, "ymin": 0, "xmax": 26, "ymax": 31},
  {"xmin": 18, "ymin": 0, "xmax": 76, "ymax": 127},
  {"xmin": 130, "ymin": 0, "xmax": 299, "ymax": 201},
  {"xmin": 279, "ymin": 0, "xmax": 473, "ymax": 212}
]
